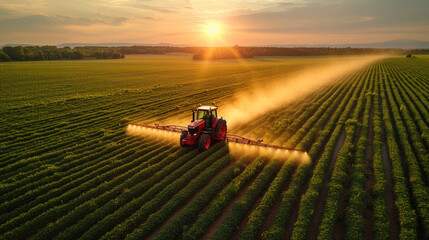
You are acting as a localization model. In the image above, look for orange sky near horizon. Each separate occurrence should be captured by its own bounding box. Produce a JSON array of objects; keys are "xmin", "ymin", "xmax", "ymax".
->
[{"xmin": 0, "ymin": 0, "xmax": 428, "ymax": 46}]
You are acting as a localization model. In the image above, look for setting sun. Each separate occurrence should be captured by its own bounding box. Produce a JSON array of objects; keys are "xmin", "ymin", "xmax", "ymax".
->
[{"xmin": 205, "ymin": 22, "xmax": 222, "ymax": 37}]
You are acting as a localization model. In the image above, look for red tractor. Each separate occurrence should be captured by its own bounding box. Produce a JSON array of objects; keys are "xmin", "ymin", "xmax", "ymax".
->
[{"xmin": 180, "ymin": 106, "xmax": 227, "ymax": 151}]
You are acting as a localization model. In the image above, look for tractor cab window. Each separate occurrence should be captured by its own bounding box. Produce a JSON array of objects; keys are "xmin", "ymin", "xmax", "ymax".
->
[
  {"xmin": 212, "ymin": 110, "xmax": 217, "ymax": 118},
  {"xmin": 197, "ymin": 110, "xmax": 209, "ymax": 120}
]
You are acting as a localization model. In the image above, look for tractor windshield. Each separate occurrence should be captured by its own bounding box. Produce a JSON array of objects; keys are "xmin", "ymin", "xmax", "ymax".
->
[{"xmin": 197, "ymin": 110, "xmax": 209, "ymax": 120}]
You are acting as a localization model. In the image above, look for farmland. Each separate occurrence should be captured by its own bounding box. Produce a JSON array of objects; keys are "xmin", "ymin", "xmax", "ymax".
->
[{"xmin": 1, "ymin": 54, "xmax": 428, "ymax": 240}]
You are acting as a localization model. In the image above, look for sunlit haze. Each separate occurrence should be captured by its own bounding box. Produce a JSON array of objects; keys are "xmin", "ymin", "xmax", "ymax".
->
[
  {"xmin": 0, "ymin": 0, "xmax": 428, "ymax": 45},
  {"xmin": 204, "ymin": 22, "xmax": 222, "ymax": 37}
]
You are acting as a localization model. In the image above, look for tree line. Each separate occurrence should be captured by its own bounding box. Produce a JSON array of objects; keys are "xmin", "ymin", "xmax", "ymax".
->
[
  {"xmin": 0, "ymin": 46, "xmax": 125, "ymax": 61},
  {"xmin": 1, "ymin": 45, "xmax": 427, "ymax": 62},
  {"xmin": 192, "ymin": 46, "xmax": 410, "ymax": 60}
]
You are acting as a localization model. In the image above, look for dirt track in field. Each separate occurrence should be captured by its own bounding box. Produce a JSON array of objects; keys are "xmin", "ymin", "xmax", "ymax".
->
[
  {"xmin": 306, "ymin": 127, "xmax": 346, "ymax": 240},
  {"xmin": 364, "ymin": 96, "xmax": 375, "ymax": 240},
  {"xmin": 379, "ymin": 89, "xmax": 400, "ymax": 240},
  {"xmin": 257, "ymin": 166, "xmax": 294, "ymax": 239},
  {"xmin": 201, "ymin": 167, "xmax": 259, "ymax": 240}
]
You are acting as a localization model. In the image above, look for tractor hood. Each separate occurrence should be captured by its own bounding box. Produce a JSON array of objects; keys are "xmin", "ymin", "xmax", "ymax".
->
[{"xmin": 188, "ymin": 119, "xmax": 204, "ymax": 128}]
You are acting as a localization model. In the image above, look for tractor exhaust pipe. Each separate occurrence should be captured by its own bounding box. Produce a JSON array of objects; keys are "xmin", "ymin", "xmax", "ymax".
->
[{"xmin": 192, "ymin": 110, "xmax": 195, "ymax": 122}]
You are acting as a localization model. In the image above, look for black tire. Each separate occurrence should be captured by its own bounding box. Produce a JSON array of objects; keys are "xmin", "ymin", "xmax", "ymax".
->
[
  {"xmin": 215, "ymin": 119, "xmax": 227, "ymax": 141},
  {"xmin": 180, "ymin": 131, "xmax": 188, "ymax": 147},
  {"xmin": 198, "ymin": 133, "xmax": 211, "ymax": 151}
]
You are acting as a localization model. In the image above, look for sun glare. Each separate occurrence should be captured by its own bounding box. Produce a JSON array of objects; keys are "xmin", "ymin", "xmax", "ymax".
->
[{"xmin": 205, "ymin": 22, "xmax": 222, "ymax": 36}]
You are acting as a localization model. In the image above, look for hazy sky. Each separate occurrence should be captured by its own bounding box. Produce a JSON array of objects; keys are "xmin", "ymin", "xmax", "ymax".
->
[{"xmin": 0, "ymin": 0, "xmax": 428, "ymax": 45}]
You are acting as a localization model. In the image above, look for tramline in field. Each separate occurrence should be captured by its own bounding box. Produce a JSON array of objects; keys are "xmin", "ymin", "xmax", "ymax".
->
[{"xmin": 129, "ymin": 105, "xmax": 306, "ymax": 152}]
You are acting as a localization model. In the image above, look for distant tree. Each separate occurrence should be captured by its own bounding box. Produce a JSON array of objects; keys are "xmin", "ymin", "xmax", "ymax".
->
[
  {"xmin": 70, "ymin": 50, "xmax": 84, "ymax": 59},
  {"xmin": 0, "ymin": 51, "xmax": 11, "ymax": 61},
  {"xmin": 35, "ymin": 50, "xmax": 45, "ymax": 60},
  {"xmin": 94, "ymin": 51, "xmax": 101, "ymax": 59},
  {"xmin": 23, "ymin": 47, "xmax": 35, "ymax": 60},
  {"xmin": 3, "ymin": 46, "xmax": 25, "ymax": 60},
  {"xmin": 61, "ymin": 49, "xmax": 73, "ymax": 59},
  {"xmin": 406, "ymin": 54, "xmax": 412, "ymax": 58},
  {"xmin": 112, "ymin": 52, "xmax": 121, "ymax": 59}
]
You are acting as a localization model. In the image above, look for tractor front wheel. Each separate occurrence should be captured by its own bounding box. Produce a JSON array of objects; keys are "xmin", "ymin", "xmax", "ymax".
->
[{"xmin": 198, "ymin": 133, "xmax": 211, "ymax": 151}]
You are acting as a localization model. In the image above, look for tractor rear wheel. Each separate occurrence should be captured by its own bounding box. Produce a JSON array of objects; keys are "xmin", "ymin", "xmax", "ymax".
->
[
  {"xmin": 198, "ymin": 133, "xmax": 211, "ymax": 151},
  {"xmin": 180, "ymin": 131, "xmax": 188, "ymax": 147},
  {"xmin": 215, "ymin": 119, "xmax": 227, "ymax": 141}
]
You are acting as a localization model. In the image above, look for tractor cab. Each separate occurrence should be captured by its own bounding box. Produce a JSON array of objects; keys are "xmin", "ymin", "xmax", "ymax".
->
[{"xmin": 194, "ymin": 106, "xmax": 217, "ymax": 129}]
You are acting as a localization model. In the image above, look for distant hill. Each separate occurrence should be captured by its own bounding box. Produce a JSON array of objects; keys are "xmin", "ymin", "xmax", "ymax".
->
[
  {"xmin": 1, "ymin": 44, "xmax": 35, "ymax": 48},
  {"xmin": 56, "ymin": 43, "xmax": 192, "ymax": 48},
  {"xmin": 267, "ymin": 39, "xmax": 429, "ymax": 49},
  {"xmin": 337, "ymin": 39, "xmax": 429, "ymax": 49}
]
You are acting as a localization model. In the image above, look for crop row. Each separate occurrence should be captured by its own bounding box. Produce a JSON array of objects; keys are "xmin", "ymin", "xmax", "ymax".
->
[
  {"xmin": 378, "ymin": 63, "xmax": 418, "ymax": 239},
  {"xmin": 1, "ymin": 144, "xmax": 188, "ymax": 239},
  {"xmin": 267, "ymin": 83, "xmax": 339, "ymax": 142},
  {"xmin": 235, "ymin": 69, "xmax": 359, "ymax": 240},
  {"xmin": 381, "ymin": 63, "xmax": 429, "ymax": 238},
  {"xmin": 371, "ymin": 67, "xmax": 390, "ymax": 239},
  {"xmin": 240, "ymin": 67, "xmax": 363, "ymax": 240},
  {"xmin": 181, "ymin": 156, "xmax": 267, "ymax": 240},
  {"xmin": 26, "ymin": 145, "xmax": 197, "ymax": 240},
  {"xmin": 0, "ymin": 131, "xmax": 129, "ymax": 198},
  {"xmin": 44, "ymin": 143, "xmax": 227, "ymax": 240},
  {"xmin": 212, "ymin": 160, "xmax": 280, "ymax": 240},
  {"xmin": 152, "ymin": 156, "xmax": 249, "ymax": 240},
  {"xmin": 276, "ymin": 75, "xmax": 352, "ymax": 144},
  {"xmin": 0, "ymin": 139, "xmax": 163, "ymax": 223},
  {"xmin": 384, "ymin": 64, "xmax": 429, "ymax": 179},
  {"xmin": 122, "ymin": 148, "xmax": 232, "ymax": 240},
  {"xmin": 0, "ymin": 130, "xmax": 112, "ymax": 178},
  {"xmin": 289, "ymin": 65, "xmax": 370, "ymax": 240},
  {"xmin": 317, "ymin": 73, "xmax": 370, "ymax": 239},
  {"xmin": 0, "ymin": 132, "xmax": 138, "ymax": 201},
  {"xmin": 343, "ymin": 68, "xmax": 376, "ymax": 239},
  {"xmin": 1, "ymin": 128, "xmax": 125, "ymax": 179},
  {"xmin": 285, "ymin": 70, "xmax": 356, "ymax": 148}
]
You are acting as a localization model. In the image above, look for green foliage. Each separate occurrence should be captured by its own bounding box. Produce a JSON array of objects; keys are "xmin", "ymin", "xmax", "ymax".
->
[
  {"xmin": 3, "ymin": 46, "xmax": 25, "ymax": 60},
  {"xmin": 0, "ymin": 51, "xmax": 11, "ymax": 61},
  {"xmin": 1, "ymin": 55, "xmax": 428, "ymax": 240},
  {"xmin": 291, "ymin": 67, "xmax": 369, "ymax": 240},
  {"xmin": 112, "ymin": 52, "xmax": 122, "ymax": 59},
  {"xmin": 70, "ymin": 50, "xmax": 84, "ymax": 59},
  {"xmin": 213, "ymin": 160, "xmax": 279, "ymax": 240},
  {"xmin": 182, "ymin": 157, "xmax": 267, "ymax": 240}
]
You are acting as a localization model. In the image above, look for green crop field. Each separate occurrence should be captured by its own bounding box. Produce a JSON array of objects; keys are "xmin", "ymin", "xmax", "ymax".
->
[{"xmin": 1, "ymin": 54, "xmax": 428, "ymax": 240}]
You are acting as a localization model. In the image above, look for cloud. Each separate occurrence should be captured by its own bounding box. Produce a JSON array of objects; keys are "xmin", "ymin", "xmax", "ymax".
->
[
  {"xmin": 132, "ymin": 4, "xmax": 177, "ymax": 13},
  {"xmin": 0, "ymin": 7, "xmax": 15, "ymax": 16},
  {"xmin": 0, "ymin": 14, "xmax": 128, "ymax": 32},
  {"xmin": 111, "ymin": 17, "xmax": 128, "ymax": 26},
  {"xmin": 227, "ymin": 0, "xmax": 429, "ymax": 35}
]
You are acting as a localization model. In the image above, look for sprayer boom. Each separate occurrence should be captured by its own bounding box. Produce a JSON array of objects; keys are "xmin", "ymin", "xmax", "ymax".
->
[
  {"xmin": 225, "ymin": 134, "xmax": 306, "ymax": 152},
  {"xmin": 128, "ymin": 123, "xmax": 306, "ymax": 153},
  {"xmin": 129, "ymin": 123, "xmax": 187, "ymax": 133}
]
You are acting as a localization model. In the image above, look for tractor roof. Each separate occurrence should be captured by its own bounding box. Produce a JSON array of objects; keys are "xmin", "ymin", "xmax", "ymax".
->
[{"xmin": 197, "ymin": 106, "xmax": 217, "ymax": 111}]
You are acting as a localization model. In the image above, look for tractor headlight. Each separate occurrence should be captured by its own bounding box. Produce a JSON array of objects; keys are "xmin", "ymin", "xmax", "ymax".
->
[{"xmin": 188, "ymin": 125, "xmax": 199, "ymax": 136}]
